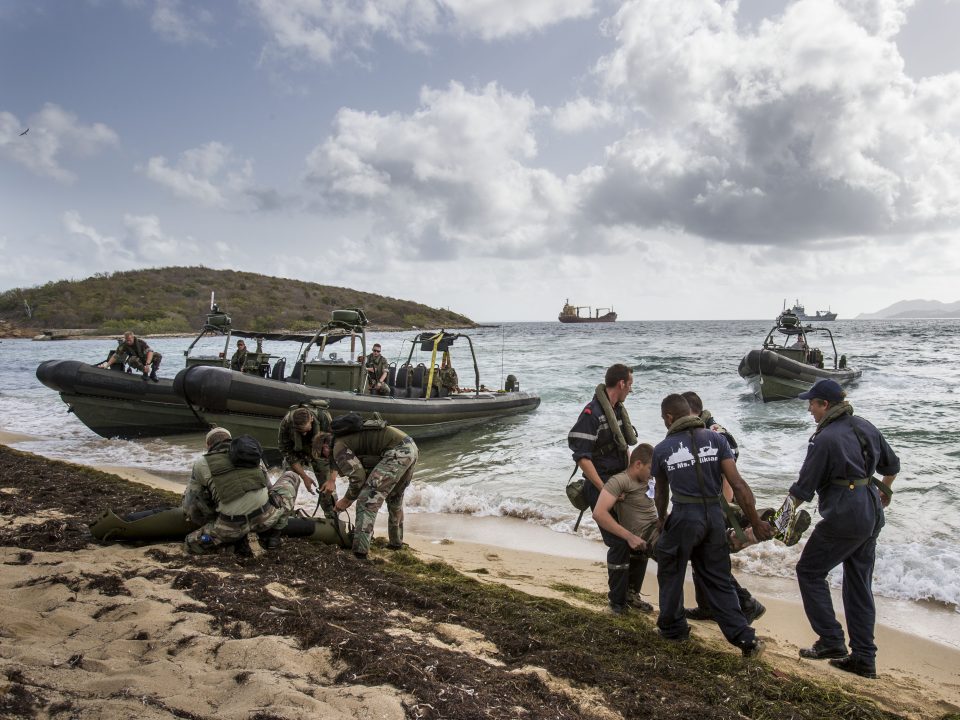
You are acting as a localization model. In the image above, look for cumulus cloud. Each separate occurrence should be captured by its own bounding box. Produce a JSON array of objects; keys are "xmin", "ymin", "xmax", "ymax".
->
[
  {"xmin": 250, "ymin": 0, "xmax": 596, "ymax": 65},
  {"xmin": 579, "ymin": 0, "xmax": 960, "ymax": 245},
  {"xmin": 62, "ymin": 211, "xmax": 198, "ymax": 264},
  {"xmin": 552, "ymin": 96, "xmax": 620, "ymax": 133},
  {"xmin": 142, "ymin": 141, "xmax": 285, "ymax": 211},
  {"xmin": 304, "ymin": 81, "xmax": 588, "ymax": 258},
  {"xmin": 0, "ymin": 104, "xmax": 118, "ymax": 183},
  {"xmin": 150, "ymin": 0, "xmax": 214, "ymax": 44}
]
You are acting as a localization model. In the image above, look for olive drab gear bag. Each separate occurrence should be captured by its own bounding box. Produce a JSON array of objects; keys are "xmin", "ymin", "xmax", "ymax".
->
[{"xmin": 564, "ymin": 465, "xmax": 589, "ymax": 531}]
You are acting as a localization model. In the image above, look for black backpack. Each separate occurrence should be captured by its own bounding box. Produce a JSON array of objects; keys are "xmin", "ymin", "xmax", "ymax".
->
[{"xmin": 229, "ymin": 435, "xmax": 263, "ymax": 468}]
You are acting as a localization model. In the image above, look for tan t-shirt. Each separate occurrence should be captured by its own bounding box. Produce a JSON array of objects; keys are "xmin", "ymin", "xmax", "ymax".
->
[{"xmin": 604, "ymin": 471, "xmax": 659, "ymax": 541}]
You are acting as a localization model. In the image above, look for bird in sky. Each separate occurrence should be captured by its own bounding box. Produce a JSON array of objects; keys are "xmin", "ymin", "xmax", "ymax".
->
[{"xmin": 19, "ymin": 128, "xmax": 29, "ymax": 136}]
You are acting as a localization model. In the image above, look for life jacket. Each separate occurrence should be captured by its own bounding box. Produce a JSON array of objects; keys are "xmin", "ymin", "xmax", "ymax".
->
[{"xmin": 205, "ymin": 448, "xmax": 268, "ymax": 505}]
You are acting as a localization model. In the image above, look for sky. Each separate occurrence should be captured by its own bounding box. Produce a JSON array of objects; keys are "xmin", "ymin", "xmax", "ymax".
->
[{"xmin": 2, "ymin": 0, "xmax": 960, "ymax": 321}]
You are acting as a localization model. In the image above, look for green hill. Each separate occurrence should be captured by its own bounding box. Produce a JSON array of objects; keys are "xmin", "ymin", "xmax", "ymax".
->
[{"xmin": 0, "ymin": 267, "xmax": 474, "ymax": 334}]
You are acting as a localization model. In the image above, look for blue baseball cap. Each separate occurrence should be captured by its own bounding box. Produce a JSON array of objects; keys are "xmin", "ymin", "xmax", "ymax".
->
[{"xmin": 798, "ymin": 378, "xmax": 845, "ymax": 402}]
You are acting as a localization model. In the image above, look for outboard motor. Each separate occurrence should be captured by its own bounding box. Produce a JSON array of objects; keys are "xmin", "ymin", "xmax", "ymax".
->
[{"xmin": 505, "ymin": 374, "xmax": 518, "ymax": 392}]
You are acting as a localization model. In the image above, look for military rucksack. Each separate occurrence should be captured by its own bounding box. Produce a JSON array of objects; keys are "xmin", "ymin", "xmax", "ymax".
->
[
  {"xmin": 330, "ymin": 412, "xmax": 387, "ymax": 436},
  {"xmin": 229, "ymin": 435, "xmax": 263, "ymax": 468}
]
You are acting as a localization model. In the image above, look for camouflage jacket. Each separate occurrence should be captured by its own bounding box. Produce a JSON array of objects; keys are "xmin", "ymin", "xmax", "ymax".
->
[
  {"xmin": 364, "ymin": 353, "xmax": 389, "ymax": 386},
  {"xmin": 116, "ymin": 337, "xmax": 153, "ymax": 365},
  {"xmin": 278, "ymin": 406, "xmax": 333, "ymax": 477},
  {"xmin": 332, "ymin": 425, "xmax": 410, "ymax": 501}
]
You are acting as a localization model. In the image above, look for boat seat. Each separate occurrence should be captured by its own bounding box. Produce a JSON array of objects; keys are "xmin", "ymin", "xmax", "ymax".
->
[
  {"xmin": 270, "ymin": 357, "xmax": 286, "ymax": 381},
  {"xmin": 288, "ymin": 360, "xmax": 303, "ymax": 383},
  {"xmin": 410, "ymin": 363, "xmax": 426, "ymax": 388},
  {"xmin": 386, "ymin": 363, "xmax": 397, "ymax": 388}
]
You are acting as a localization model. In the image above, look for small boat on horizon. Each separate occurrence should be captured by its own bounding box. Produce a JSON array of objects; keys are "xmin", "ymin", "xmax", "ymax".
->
[
  {"xmin": 738, "ymin": 310, "xmax": 860, "ymax": 402},
  {"xmin": 558, "ymin": 299, "xmax": 617, "ymax": 323}
]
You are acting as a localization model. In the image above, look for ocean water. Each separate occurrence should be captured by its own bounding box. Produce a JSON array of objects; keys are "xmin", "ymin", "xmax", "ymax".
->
[{"xmin": 2, "ymin": 319, "xmax": 958, "ymax": 615}]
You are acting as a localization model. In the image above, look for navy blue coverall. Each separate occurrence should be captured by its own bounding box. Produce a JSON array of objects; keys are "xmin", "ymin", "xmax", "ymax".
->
[
  {"xmin": 654, "ymin": 428, "xmax": 756, "ymax": 648},
  {"xmin": 791, "ymin": 414, "xmax": 899, "ymax": 664},
  {"xmin": 568, "ymin": 395, "xmax": 634, "ymax": 608}
]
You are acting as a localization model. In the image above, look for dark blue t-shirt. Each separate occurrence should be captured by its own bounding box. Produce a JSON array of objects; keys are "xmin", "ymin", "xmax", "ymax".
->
[{"xmin": 652, "ymin": 427, "xmax": 734, "ymax": 497}]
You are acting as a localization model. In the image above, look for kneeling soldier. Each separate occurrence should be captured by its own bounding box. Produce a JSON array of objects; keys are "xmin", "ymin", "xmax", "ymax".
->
[
  {"xmin": 316, "ymin": 425, "xmax": 418, "ymax": 559},
  {"xmin": 183, "ymin": 427, "xmax": 300, "ymax": 554}
]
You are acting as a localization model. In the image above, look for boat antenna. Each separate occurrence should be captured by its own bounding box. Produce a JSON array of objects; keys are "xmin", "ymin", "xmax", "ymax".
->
[{"xmin": 210, "ymin": 291, "xmax": 215, "ymax": 311}]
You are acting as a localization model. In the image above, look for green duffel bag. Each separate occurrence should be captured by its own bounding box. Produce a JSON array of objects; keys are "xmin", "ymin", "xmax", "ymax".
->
[{"xmin": 565, "ymin": 476, "xmax": 588, "ymax": 512}]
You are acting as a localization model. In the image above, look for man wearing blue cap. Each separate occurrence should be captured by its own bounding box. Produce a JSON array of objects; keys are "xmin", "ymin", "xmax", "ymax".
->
[{"xmin": 790, "ymin": 379, "xmax": 899, "ymax": 679}]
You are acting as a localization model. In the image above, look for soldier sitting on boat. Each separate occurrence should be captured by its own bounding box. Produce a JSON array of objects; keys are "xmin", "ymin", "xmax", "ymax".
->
[
  {"xmin": 230, "ymin": 339, "xmax": 248, "ymax": 371},
  {"xmin": 182, "ymin": 427, "xmax": 300, "ymax": 554},
  {"xmin": 363, "ymin": 343, "xmax": 391, "ymax": 395},
  {"xmin": 438, "ymin": 356, "xmax": 459, "ymax": 394},
  {"xmin": 99, "ymin": 330, "xmax": 162, "ymax": 381}
]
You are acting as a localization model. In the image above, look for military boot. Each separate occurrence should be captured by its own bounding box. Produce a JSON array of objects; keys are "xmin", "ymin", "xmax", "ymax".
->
[{"xmin": 258, "ymin": 528, "xmax": 282, "ymax": 551}]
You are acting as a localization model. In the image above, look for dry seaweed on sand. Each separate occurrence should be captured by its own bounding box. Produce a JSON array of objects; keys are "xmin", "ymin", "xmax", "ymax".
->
[{"xmin": 0, "ymin": 446, "xmax": 929, "ymax": 720}]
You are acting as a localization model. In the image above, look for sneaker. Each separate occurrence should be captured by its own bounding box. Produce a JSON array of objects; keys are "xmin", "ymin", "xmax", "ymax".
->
[
  {"xmin": 783, "ymin": 509, "xmax": 812, "ymax": 546},
  {"xmin": 684, "ymin": 606, "xmax": 715, "ymax": 621},
  {"xmin": 741, "ymin": 638, "xmax": 765, "ymax": 659},
  {"xmin": 606, "ymin": 603, "xmax": 629, "ymax": 616},
  {"xmin": 829, "ymin": 655, "xmax": 877, "ymax": 679},
  {"xmin": 799, "ymin": 641, "xmax": 848, "ymax": 660},
  {"xmin": 744, "ymin": 600, "xmax": 766, "ymax": 624},
  {"xmin": 626, "ymin": 591, "xmax": 654, "ymax": 613}
]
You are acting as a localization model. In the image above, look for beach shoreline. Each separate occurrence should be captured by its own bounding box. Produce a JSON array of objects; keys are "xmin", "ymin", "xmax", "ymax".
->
[{"xmin": 2, "ymin": 438, "xmax": 959, "ymax": 718}]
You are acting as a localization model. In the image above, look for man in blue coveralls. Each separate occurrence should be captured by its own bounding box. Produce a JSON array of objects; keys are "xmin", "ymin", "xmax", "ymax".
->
[
  {"xmin": 653, "ymin": 393, "xmax": 773, "ymax": 657},
  {"xmin": 791, "ymin": 379, "xmax": 899, "ymax": 679},
  {"xmin": 568, "ymin": 363, "xmax": 645, "ymax": 614}
]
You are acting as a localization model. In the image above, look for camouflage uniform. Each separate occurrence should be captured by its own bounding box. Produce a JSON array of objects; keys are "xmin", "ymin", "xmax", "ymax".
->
[
  {"xmin": 438, "ymin": 365, "xmax": 459, "ymax": 394},
  {"xmin": 332, "ymin": 426, "xmax": 418, "ymax": 556},
  {"xmin": 230, "ymin": 346, "xmax": 248, "ymax": 371},
  {"xmin": 182, "ymin": 439, "xmax": 301, "ymax": 554},
  {"xmin": 364, "ymin": 352, "xmax": 390, "ymax": 395},
  {"xmin": 115, "ymin": 336, "xmax": 162, "ymax": 374},
  {"xmin": 278, "ymin": 405, "xmax": 336, "ymax": 518}
]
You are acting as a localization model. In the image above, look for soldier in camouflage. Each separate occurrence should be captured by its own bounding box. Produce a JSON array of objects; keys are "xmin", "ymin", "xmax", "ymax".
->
[
  {"xmin": 364, "ymin": 343, "xmax": 390, "ymax": 395},
  {"xmin": 278, "ymin": 405, "xmax": 337, "ymax": 518},
  {"xmin": 230, "ymin": 339, "xmax": 248, "ymax": 371},
  {"xmin": 438, "ymin": 356, "xmax": 459, "ymax": 395},
  {"xmin": 319, "ymin": 425, "xmax": 419, "ymax": 558},
  {"xmin": 182, "ymin": 427, "xmax": 300, "ymax": 554},
  {"xmin": 100, "ymin": 330, "xmax": 162, "ymax": 381}
]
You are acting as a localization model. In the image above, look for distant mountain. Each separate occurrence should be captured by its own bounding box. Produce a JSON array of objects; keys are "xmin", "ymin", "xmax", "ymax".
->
[
  {"xmin": 856, "ymin": 299, "xmax": 960, "ymax": 319},
  {"xmin": 0, "ymin": 267, "xmax": 474, "ymax": 334}
]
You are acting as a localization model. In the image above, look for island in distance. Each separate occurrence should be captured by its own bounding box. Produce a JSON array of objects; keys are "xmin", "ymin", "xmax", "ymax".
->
[{"xmin": 856, "ymin": 299, "xmax": 960, "ymax": 319}]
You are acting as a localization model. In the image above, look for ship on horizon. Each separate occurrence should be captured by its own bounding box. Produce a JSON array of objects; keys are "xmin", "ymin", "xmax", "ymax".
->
[
  {"xmin": 558, "ymin": 299, "xmax": 617, "ymax": 323},
  {"xmin": 786, "ymin": 299, "xmax": 837, "ymax": 322}
]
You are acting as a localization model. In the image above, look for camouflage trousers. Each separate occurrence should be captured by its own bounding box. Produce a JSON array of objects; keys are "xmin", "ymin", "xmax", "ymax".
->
[
  {"xmin": 352, "ymin": 438, "xmax": 418, "ymax": 556},
  {"xmin": 127, "ymin": 353, "xmax": 163, "ymax": 373},
  {"xmin": 184, "ymin": 471, "xmax": 300, "ymax": 554}
]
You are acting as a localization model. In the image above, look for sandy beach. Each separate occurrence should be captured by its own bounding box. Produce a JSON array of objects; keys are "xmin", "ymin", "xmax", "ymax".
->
[{"xmin": 1, "ymin": 435, "xmax": 959, "ymax": 719}]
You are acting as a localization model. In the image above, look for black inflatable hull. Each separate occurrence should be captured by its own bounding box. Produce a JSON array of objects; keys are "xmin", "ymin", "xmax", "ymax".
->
[
  {"xmin": 738, "ymin": 349, "xmax": 861, "ymax": 402},
  {"xmin": 36, "ymin": 360, "xmax": 206, "ymax": 439},
  {"xmin": 174, "ymin": 365, "xmax": 541, "ymax": 448}
]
